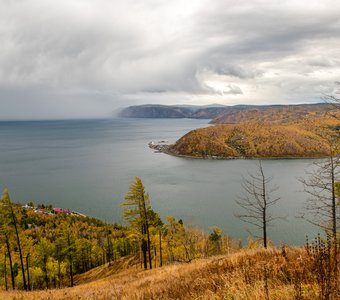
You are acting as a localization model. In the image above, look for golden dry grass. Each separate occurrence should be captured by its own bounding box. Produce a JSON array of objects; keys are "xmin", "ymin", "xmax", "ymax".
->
[{"xmin": 0, "ymin": 246, "xmax": 330, "ymax": 300}]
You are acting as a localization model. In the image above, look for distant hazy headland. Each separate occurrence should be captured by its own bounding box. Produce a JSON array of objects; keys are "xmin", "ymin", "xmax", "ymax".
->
[{"xmin": 118, "ymin": 103, "xmax": 332, "ymax": 121}]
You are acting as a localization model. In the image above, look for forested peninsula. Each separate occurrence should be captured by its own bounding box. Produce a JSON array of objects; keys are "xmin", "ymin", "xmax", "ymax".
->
[{"xmin": 144, "ymin": 104, "xmax": 340, "ymax": 159}]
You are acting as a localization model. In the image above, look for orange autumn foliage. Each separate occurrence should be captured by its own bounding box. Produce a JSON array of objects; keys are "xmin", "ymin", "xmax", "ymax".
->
[{"xmin": 170, "ymin": 109, "xmax": 339, "ymax": 158}]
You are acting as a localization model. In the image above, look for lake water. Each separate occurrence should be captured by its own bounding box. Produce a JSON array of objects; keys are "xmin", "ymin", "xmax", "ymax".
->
[{"xmin": 0, "ymin": 118, "xmax": 320, "ymax": 245}]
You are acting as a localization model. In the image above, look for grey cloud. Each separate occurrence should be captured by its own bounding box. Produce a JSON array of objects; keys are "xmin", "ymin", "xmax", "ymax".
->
[
  {"xmin": 223, "ymin": 84, "xmax": 243, "ymax": 95},
  {"xmin": 1, "ymin": 0, "xmax": 340, "ymax": 119},
  {"xmin": 196, "ymin": 1, "xmax": 340, "ymax": 55},
  {"xmin": 305, "ymin": 57, "xmax": 338, "ymax": 68},
  {"xmin": 142, "ymin": 89, "xmax": 167, "ymax": 94},
  {"xmin": 211, "ymin": 64, "xmax": 264, "ymax": 79}
]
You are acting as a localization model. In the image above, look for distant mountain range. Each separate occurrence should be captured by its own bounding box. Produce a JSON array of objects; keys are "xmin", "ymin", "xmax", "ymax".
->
[
  {"xmin": 118, "ymin": 103, "xmax": 332, "ymax": 122},
  {"xmin": 118, "ymin": 104, "xmax": 253, "ymax": 119}
]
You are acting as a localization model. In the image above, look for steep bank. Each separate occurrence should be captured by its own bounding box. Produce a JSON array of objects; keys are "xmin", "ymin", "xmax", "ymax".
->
[
  {"xmin": 168, "ymin": 110, "xmax": 339, "ymax": 159},
  {"xmin": 169, "ymin": 123, "xmax": 334, "ymax": 159}
]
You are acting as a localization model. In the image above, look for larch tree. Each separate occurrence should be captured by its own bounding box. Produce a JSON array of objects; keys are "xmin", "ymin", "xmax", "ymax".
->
[
  {"xmin": 235, "ymin": 161, "xmax": 280, "ymax": 248},
  {"xmin": 36, "ymin": 237, "xmax": 54, "ymax": 289},
  {"xmin": 121, "ymin": 177, "xmax": 152, "ymax": 269},
  {"xmin": 59, "ymin": 223, "xmax": 76, "ymax": 287},
  {"xmin": 208, "ymin": 226, "xmax": 223, "ymax": 255},
  {"xmin": 0, "ymin": 228, "xmax": 15, "ymax": 290},
  {"xmin": 1, "ymin": 189, "xmax": 27, "ymax": 290},
  {"xmin": 163, "ymin": 216, "xmax": 198, "ymax": 263},
  {"xmin": 147, "ymin": 209, "xmax": 164, "ymax": 267}
]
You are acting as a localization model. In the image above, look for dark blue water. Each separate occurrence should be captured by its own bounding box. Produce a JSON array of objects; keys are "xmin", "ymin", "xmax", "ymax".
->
[{"xmin": 0, "ymin": 118, "xmax": 319, "ymax": 245}]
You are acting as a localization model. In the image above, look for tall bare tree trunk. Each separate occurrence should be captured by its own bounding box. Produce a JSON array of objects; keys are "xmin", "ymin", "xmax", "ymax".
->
[
  {"xmin": 4, "ymin": 252, "xmax": 8, "ymax": 291},
  {"xmin": 26, "ymin": 254, "xmax": 31, "ymax": 290},
  {"xmin": 141, "ymin": 225, "xmax": 148, "ymax": 269},
  {"xmin": 58, "ymin": 258, "xmax": 61, "ymax": 288},
  {"xmin": 67, "ymin": 233, "xmax": 74, "ymax": 287},
  {"xmin": 141, "ymin": 193, "xmax": 152, "ymax": 269},
  {"xmin": 146, "ymin": 223, "xmax": 152, "ymax": 269},
  {"xmin": 159, "ymin": 229, "xmax": 163, "ymax": 267},
  {"xmin": 9, "ymin": 205, "xmax": 27, "ymax": 290},
  {"xmin": 260, "ymin": 165, "xmax": 268, "ymax": 248},
  {"xmin": 5, "ymin": 234, "xmax": 15, "ymax": 290}
]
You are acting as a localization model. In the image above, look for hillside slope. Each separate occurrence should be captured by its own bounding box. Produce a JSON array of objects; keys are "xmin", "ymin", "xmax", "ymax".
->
[
  {"xmin": 2, "ymin": 246, "xmax": 337, "ymax": 300},
  {"xmin": 210, "ymin": 103, "xmax": 333, "ymax": 124},
  {"xmin": 168, "ymin": 110, "xmax": 339, "ymax": 159}
]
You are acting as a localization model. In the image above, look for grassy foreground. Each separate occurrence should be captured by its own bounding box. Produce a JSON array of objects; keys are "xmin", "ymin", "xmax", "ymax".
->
[{"xmin": 1, "ymin": 246, "xmax": 339, "ymax": 300}]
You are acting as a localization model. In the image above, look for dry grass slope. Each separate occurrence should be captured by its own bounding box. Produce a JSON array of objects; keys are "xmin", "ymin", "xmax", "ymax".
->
[{"xmin": 1, "ymin": 246, "xmax": 338, "ymax": 300}]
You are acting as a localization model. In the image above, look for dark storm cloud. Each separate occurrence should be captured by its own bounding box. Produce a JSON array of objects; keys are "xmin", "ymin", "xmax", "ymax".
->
[{"xmin": 1, "ymin": 0, "xmax": 340, "ymax": 119}]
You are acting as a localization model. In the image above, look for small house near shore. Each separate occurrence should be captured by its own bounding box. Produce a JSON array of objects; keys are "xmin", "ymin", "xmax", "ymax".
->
[{"xmin": 52, "ymin": 207, "xmax": 71, "ymax": 215}]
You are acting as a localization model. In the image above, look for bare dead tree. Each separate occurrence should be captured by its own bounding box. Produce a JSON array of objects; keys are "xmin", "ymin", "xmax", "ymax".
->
[
  {"xmin": 323, "ymin": 82, "xmax": 340, "ymax": 108},
  {"xmin": 319, "ymin": 83, "xmax": 340, "ymax": 239},
  {"xmin": 322, "ymin": 82, "xmax": 340, "ymax": 125},
  {"xmin": 299, "ymin": 156, "xmax": 339, "ymax": 240},
  {"xmin": 235, "ymin": 161, "xmax": 280, "ymax": 248},
  {"xmin": 300, "ymin": 154, "xmax": 340, "ymax": 299}
]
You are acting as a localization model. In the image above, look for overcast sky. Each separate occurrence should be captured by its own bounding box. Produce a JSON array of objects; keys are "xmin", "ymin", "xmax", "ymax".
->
[{"xmin": 1, "ymin": 0, "xmax": 340, "ymax": 120}]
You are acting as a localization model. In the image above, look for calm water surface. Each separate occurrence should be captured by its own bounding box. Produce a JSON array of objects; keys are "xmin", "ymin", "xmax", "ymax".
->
[{"xmin": 0, "ymin": 118, "xmax": 320, "ymax": 245}]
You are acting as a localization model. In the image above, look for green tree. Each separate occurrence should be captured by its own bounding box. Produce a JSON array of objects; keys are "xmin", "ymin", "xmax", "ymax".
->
[
  {"xmin": 121, "ymin": 177, "xmax": 152, "ymax": 269},
  {"xmin": 208, "ymin": 226, "xmax": 222, "ymax": 255}
]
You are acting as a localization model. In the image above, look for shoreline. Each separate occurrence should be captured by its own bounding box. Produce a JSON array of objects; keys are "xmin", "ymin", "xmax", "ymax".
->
[{"xmin": 148, "ymin": 142, "xmax": 330, "ymax": 161}]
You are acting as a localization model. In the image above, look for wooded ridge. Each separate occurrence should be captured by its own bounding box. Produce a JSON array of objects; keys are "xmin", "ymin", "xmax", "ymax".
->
[{"xmin": 168, "ymin": 107, "xmax": 339, "ymax": 159}]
